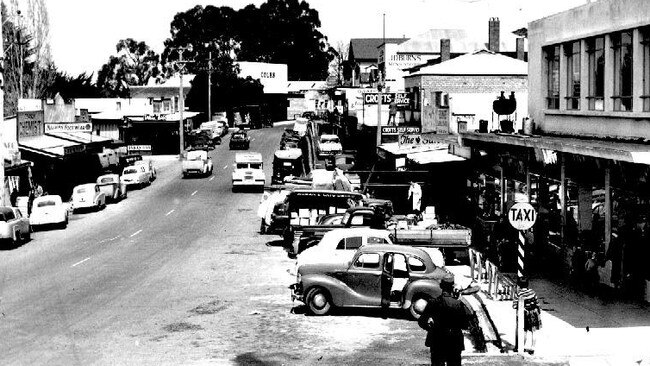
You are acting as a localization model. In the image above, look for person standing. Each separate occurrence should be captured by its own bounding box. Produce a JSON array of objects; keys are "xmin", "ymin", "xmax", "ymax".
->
[
  {"xmin": 513, "ymin": 277, "xmax": 542, "ymax": 355},
  {"xmin": 388, "ymin": 100, "xmax": 397, "ymax": 126},
  {"xmin": 408, "ymin": 182, "xmax": 422, "ymax": 213},
  {"xmin": 418, "ymin": 276, "xmax": 470, "ymax": 366}
]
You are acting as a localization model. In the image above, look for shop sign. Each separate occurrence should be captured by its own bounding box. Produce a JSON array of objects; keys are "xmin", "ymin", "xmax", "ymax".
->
[
  {"xmin": 64, "ymin": 144, "xmax": 86, "ymax": 155},
  {"xmin": 45, "ymin": 123, "xmax": 93, "ymax": 133},
  {"xmin": 127, "ymin": 145, "xmax": 152, "ymax": 152},
  {"xmin": 508, "ymin": 202, "xmax": 537, "ymax": 231},
  {"xmin": 363, "ymin": 92, "xmax": 411, "ymax": 106},
  {"xmin": 398, "ymin": 133, "xmax": 442, "ymax": 147},
  {"xmin": 381, "ymin": 126, "xmax": 420, "ymax": 135},
  {"xmin": 17, "ymin": 110, "xmax": 44, "ymax": 139}
]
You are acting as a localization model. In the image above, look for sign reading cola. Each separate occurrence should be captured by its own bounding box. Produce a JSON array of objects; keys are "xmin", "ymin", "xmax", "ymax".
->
[{"xmin": 363, "ymin": 92, "xmax": 411, "ymax": 106}]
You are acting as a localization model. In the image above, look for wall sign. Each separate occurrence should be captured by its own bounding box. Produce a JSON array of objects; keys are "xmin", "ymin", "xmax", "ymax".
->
[
  {"xmin": 381, "ymin": 126, "xmax": 420, "ymax": 135},
  {"xmin": 363, "ymin": 92, "xmax": 411, "ymax": 106},
  {"xmin": 17, "ymin": 111, "xmax": 44, "ymax": 139},
  {"xmin": 127, "ymin": 145, "xmax": 152, "ymax": 152},
  {"xmin": 45, "ymin": 123, "xmax": 93, "ymax": 133}
]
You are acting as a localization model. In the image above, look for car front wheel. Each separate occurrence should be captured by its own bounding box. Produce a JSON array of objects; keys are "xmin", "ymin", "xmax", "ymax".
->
[{"xmin": 306, "ymin": 287, "xmax": 332, "ymax": 316}]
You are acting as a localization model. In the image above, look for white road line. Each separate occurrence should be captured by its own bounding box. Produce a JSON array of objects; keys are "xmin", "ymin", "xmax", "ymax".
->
[
  {"xmin": 129, "ymin": 229, "xmax": 143, "ymax": 238},
  {"xmin": 209, "ymin": 176, "xmax": 215, "ymax": 181},
  {"xmin": 223, "ymin": 165, "xmax": 228, "ymax": 169},
  {"xmin": 165, "ymin": 209, "xmax": 175, "ymax": 216},
  {"xmin": 71, "ymin": 257, "xmax": 91, "ymax": 267},
  {"xmin": 191, "ymin": 190, "xmax": 198, "ymax": 196},
  {"xmin": 251, "ymin": 138, "xmax": 255, "ymax": 141}
]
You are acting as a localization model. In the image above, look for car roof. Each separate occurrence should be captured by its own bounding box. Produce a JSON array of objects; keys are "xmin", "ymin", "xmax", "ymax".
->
[
  {"xmin": 0, "ymin": 206, "xmax": 14, "ymax": 214},
  {"xmin": 320, "ymin": 134, "xmax": 339, "ymax": 139},
  {"xmin": 235, "ymin": 152, "xmax": 262, "ymax": 163},
  {"xmin": 98, "ymin": 174, "xmax": 119, "ymax": 179},
  {"xmin": 75, "ymin": 183, "xmax": 97, "ymax": 189},
  {"xmin": 34, "ymin": 195, "xmax": 62, "ymax": 203},
  {"xmin": 274, "ymin": 149, "xmax": 302, "ymax": 159},
  {"xmin": 361, "ymin": 244, "xmax": 431, "ymax": 258}
]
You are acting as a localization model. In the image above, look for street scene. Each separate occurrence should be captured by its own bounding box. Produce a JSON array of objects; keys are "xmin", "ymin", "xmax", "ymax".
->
[{"xmin": 1, "ymin": 0, "xmax": 650, "ymax": 365}]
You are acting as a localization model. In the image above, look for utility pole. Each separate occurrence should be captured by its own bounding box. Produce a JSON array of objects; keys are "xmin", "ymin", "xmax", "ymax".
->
[
  {"xmin": 207, "ymin": 51, "xmax": 212, "ymax": 121},
  {"xmin": 174, "ymin": 46, "xmax": 192, "ymax": 159},
  {"xmin": 0, "ymin": 13, "xmax": 5, "ymax": 205},
  {"xmin": 375, "ymin": 13, "xmax": 386, "ymax": 149}
]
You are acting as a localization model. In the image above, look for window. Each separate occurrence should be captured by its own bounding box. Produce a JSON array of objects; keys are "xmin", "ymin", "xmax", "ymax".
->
[
  {"xmin": 642, "ymin": 28, "xmax": 650, "ymax": 111},
  {"xmin": 565, "ymin": 41, "xmax": 581, "ymax": 110},
  {"xmin": 612, "ymin": 31, "xmax": 633, "ymax": 111},
  {"xmin": 407, "ymin": 256, "xmax": 426, "ymax": 272},
  {"xmin": 163, "ymin": 100, "xmax": 171, "ymax": 112},
  {"xmin": 367, "ymin": 236, "xmax": 388, "ymax": 244},
  {"xmin": 587, "ymin": 36, "xmax": 605, "ymax": 110},
  {"xmin": 354, "ymin": 253, "xmax": 380, "ymax": 268},
  {"xmin": 545, "ymin": 45, "xmax": 560, "ymax": 109},
  {"xmin": 153, "ymin": 101, "xmax": 162, "ymax": 113},
  {"xmin": 335, "ymin": 236, "xmax": 363, "ymax": 250}
]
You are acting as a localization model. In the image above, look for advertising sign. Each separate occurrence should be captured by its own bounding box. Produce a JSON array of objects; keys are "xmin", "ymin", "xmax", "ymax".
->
[
  {"xmin": 381, "ymin": 126, "xmax": 421, "ymax": 135},
  {"xmin": 17, "ymin": 111, "xmax": 44, "ymax": 139},
  {"xmin": 363, "ymin": 92, "xmax": 411, "ymax": 106},
  {"xmin": 45, "ymin": 123, "xmax": 93, "ymax": 133},
  {"xmin": 398, "ymin": 133, "xmax": 446, "ymax": 148},
  {"xmin": 127, "ymin": 145, "xmax": 152, "ymax": 152}
]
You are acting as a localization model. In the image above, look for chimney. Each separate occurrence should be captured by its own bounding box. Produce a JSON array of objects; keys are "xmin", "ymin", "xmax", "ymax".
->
[
  {"xmin": 440, "ymin": 38, "xmax": 451, "ymax": 62},
  {"xmin": 488, "ymin": 17, "xmax": 500, "ymax": 52},
  {"xmin": 516, "ymin": 38, "xmax": 525, "ymax": 60}
]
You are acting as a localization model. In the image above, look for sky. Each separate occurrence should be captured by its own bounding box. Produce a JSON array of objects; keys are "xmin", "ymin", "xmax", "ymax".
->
[{"xmin": 42, "ymin": 0, "xmax": 589, "ymax": 77}]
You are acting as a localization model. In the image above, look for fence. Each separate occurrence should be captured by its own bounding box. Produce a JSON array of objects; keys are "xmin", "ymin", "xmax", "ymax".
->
[{"xmin": 468, "ymin": 248, "xmax": 516, "ymax": 301}]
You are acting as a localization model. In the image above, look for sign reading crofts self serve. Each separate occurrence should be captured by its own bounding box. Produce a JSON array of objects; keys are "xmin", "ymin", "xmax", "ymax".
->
[{"xmin": 363, "ymin": 92, "xmax": 411, "ymax": 106}]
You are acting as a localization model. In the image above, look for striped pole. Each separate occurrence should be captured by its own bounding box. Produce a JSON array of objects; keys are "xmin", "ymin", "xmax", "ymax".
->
[{"xmin": 517, "ymin": 230, "xmax": 525, "ymax": 279}]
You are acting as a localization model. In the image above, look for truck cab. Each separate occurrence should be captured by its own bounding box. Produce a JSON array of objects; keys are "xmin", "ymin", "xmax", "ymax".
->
[{"xmin": 232, "ymin": 152, "xmax": 265, "ymax": 192}]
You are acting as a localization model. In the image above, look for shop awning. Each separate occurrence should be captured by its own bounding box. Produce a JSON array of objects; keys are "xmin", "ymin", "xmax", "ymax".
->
[
  {"xmin": 47, "ymin": 132, "xmax": 113, "ymax": 145},
  {"xmin": 407, "ymin": 149, "xmax": 466, "ymax": 164},
  {"xmin": 18, "ymin": 135, "xmax": 84, "ymax": 159},
  {"xmin": 378, "ymin": 142, "xmax": 449, "ymax": 156},
  {"xmin": 461, "ymin": 132, "xmax": 650, "ymax": 165}
]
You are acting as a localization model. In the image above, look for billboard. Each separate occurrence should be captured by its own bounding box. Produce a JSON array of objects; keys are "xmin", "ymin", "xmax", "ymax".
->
[{"xmin": 237, "ymin": 61, "xmax": 288, "ymax": 94}]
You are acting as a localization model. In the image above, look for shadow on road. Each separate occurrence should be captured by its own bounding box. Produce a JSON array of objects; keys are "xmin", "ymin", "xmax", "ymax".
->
[{"xmin": 290, "ymin": 304, "xmax": 412, "ymax": 321}]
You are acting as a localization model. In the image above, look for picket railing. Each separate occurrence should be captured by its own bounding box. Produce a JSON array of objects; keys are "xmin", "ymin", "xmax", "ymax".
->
[{"xmin": 468, "ymin": 248, "xmax": 516, "ymax": 301}]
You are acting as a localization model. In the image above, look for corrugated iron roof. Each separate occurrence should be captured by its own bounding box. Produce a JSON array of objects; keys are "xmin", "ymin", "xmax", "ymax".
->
[{"xmin": 407, "ymin": 49, "xmax": 527, "ymax": 77}]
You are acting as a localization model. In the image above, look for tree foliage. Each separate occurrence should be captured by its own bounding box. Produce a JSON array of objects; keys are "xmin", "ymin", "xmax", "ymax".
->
[
  {"xmin": 97, "ymin": 38, "xmax": 162, "ymax": 97},
  {"xmin": 42, "ymin": 71, "xmax": 104, "ymax": 99}
]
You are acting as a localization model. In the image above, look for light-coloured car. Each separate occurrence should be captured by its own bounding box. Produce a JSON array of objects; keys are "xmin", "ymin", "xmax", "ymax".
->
[
  {"xmin": 0, "ymin": 206, "xmax": 31, "ymax": 246},
  {"xmin": 317, "ymin": 134, "xmax": 342, "ymax": 158},
  {"xmin": 97, "ymin": 174, "xmax": 128, "ymax": 202},
  {"xmin": 232, "ymin": 152, "xmax": 265, "ymax": 191},
  {"xmin": 297, "ymin": 228, "xmax": 393, "ymax": 268},
  {"xmin": 182, "ymin": 149, "xmax": 213, "ymax": 177},
  {"xmin": 29, "ymin": 195, "xmax": 69, "ymax": 229},
  {"xmin": 71, "ymin": 183, "xmax": 106, "ymax": 212},
  {"xmin": 120, "ymin": 165, "xmax": 151, "ymax": 187}
]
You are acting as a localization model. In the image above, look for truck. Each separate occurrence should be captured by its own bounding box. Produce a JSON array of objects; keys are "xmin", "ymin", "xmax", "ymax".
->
[
  {"xmin": 182, "ymin": 150, "xmax": 213, "ymax": 178},
  {"xmin": 231, "ymin": 152, "xmax": 265, "ymax": 192}
]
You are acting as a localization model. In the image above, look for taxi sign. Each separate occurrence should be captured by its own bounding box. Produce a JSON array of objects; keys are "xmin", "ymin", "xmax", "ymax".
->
[{"xmin": 508, "ymin": 202, "xmax": 537, "ymax": 230}]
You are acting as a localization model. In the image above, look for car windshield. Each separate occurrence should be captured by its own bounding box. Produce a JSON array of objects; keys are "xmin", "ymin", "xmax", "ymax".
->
[
  {"xmin": 249, "ymin": 163, "xmax": 262, "ymax": 170},
  {"xmin": 76, "ymin": 187, "xmax": 87, "ymax": 194},
  {"xmin": 322, "ymin": 137, "xmax": 339, "ymax": 144},
  {"xmin": 100, "ymin": 177, "xmax": 113, "ymax": 183},
  {"xmin": 37, "ymin": 200, "xmax": 57, "ymax": 207},
  {"xmin": 124, "ymin": 168, "xmax": 138, "ymax": 174}
]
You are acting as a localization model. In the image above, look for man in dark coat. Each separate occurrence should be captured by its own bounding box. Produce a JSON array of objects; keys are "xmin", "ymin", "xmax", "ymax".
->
[{"xmin": 418, "ymin": 275, "xmax": 470, "ymax": 366}]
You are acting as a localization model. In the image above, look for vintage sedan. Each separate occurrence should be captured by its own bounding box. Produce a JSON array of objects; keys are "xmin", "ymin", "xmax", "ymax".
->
[
  {"xmin": 133, "ymin": 160, "xmax": 156, "ymax": 180},
  {"xmin": 0, "ymin": 206, "xmax": 31, "ymax": 246},
  {"xmin": 71, "ymin": 183, "xmax": 106, "ymax": 212},
  {"xmin": 297, "ymin": 228, "xmax": 392, "ymax": 268},
  {"xmin": 229, "ymin": 130, "xmax": 251, "ymax": 150},
  {"xmin": 317, "ymin": 134, "xmax": 342, "ymax": 158},
  {"xmin": 120, "ymin": 165, "xmax": 151, "ymax": 188},
  {"xmin": 96, "ymin": 174, "xmax": 128, "ymax": 202},
  {"xmin": 30, "ymin": 195, "xmax": 69, "ymax": 229},
  {"xmin": 291, "ymin": 244, "xmax": 448, "ymax": 319}
]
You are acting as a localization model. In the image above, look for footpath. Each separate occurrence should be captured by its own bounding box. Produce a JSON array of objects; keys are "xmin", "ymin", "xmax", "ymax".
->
[{"xmin": 463, "ymin": 273, "xmax": 650, "ymax": 366}]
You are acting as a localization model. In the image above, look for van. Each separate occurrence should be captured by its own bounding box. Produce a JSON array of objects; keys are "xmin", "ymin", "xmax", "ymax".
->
[{"xmin": 232, "ymin": 152, "xmax": 265, "ymax": 192}]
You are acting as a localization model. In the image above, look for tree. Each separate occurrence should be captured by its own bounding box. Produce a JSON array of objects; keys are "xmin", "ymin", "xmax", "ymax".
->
[
  {"xmin": 97, "ymin": 38, "xmax": 162, "ymax": 97},
  {"xmin": 236, "ymin": 0, "xmax": 335, "ymax": 80},
  {"xmin": 42, "ymin": 70, "xmax": 104, "ymax": 99},
  {"xmin": 328, "ymin": 41, "xmax": 348, "ymax": 86}
]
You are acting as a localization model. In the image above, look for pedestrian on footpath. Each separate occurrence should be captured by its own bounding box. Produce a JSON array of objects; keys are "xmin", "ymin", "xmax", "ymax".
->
[
  {"xmin": 513, "ymin": 277, "xmax": 542, "ymax": 355},
  {"xmin": 418, "ymin": 276, "xmax": 470, "ymax": 366},
  {"xmin": 388, "ymin": 100, "xmax": 397, "ymax": 125}
]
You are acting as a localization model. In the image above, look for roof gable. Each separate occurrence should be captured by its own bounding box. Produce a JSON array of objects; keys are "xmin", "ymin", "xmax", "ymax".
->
[
  {"xmin": 407, "ymin": 49, "xmax": 527, "ymax": 77},
  {"xmin": 349, "ymin": 38, "xmax": 408, "ymax": 61}
]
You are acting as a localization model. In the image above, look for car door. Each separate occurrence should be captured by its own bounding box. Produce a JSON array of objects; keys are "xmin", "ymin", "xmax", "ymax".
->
[
  {"xmin": 340, "ymin": 251, "xmax": 383, "ymax": 307},
  {"xmin": 381, "ymin": 252, "xmax": 395, "ymax": 309},
  {"xmin": 13, "ymin": 209, "xmax": 28, "ymax": 235}
]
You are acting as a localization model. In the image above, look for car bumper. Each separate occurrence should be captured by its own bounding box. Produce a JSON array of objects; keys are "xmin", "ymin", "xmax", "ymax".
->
[
  {"xmin": 232, "ymin": 179, "xmax": 265, "ymax": 186},
  {"xmin": 72, "ymin": 201, "xmax": 95, "ymax": 209},
  {"xmin": 30, "ymin": 215, "xmax": 64, "ymax": 225},
  {"xmin": 289, "ymin": 283, "xmax": 304, "ymax": 303}
]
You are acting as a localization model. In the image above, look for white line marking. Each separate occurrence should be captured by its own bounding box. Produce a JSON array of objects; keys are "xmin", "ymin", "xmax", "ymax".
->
[
  {"xmin": 191, "ymin": 190, "xmax": 198, "ymax": 196},
  {"xmin": 209, "ymin": 176, "xmax": 215, "ymax": 181},
  {"xmin": 129, "ymin": 229, "xmax": 142, "ymax": 238},
  {"xmin": 72, "ymin": 257, "xmax": 91, "ymax": 267},
  {"xmin": 223, "ymin": 165, "xmax": 228, "ymax": 169},
  {"xmin": 165, "ymin": 209, "xmax": 175, "ymax": 216},
  {"xmin": 251, "ymin": 138, "xmax": 255, "ymax": 141}
]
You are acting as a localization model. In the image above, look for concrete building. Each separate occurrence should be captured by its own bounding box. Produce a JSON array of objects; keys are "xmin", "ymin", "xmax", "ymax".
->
[{"xmin": 459, "ymin": 0, "xmax": 650, "ymax": 302}]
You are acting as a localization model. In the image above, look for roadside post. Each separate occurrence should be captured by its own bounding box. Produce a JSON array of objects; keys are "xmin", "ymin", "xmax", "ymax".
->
[{"xmin": 507, "ymin": 201, "xmax": 537, "ymax": 353}]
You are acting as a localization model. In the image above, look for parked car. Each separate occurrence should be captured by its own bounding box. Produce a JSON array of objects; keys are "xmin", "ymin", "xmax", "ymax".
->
[
  {"xmin": 0, "ymin": 206, "xmax": 31, "ymax": 247},
  {"xmin": 96, "ymin": 174, "xmax": 128, "ymax": 202},
  {"xmin": 121, "ymin": 165, "xmax": 152, "ymax": 188},
  {"xmin": 71, "ymin": 183, "xmax": 107, "ymax": 212},
  {"xmin": 29, "ymin": 195, "xmax": 69, "ymax": 229},
  {"xmin": 133, "ymin": 160, "xmax": 156, "ymax": 180},
  {"xmin": 317, "ymin": 134, "xmax": 342, "ymax": 158},
  {"xmin": 291, "ymin": 244, "xmax": 448, "ymax": 319},
  {"xmin": 229, "ymin": 130, "xmax": 251, "ymax": 150},
  {"xmin": 182, "ymin": 149, "xmax": 213, "ymax": 177},
  {"xmin": 297, "ymin": 228, "xmax": 393, "ymax": 267}
]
